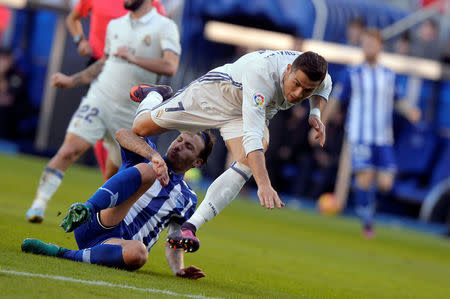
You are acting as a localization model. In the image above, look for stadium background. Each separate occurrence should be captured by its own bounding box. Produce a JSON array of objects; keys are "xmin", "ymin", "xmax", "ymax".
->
[
  {"xmin": 0, "ymin": 1, "xmax": 449, "ymax": 231},
  {"xmin": 0, "ymin": 1, "xmax": 450, "ymax": 298}
]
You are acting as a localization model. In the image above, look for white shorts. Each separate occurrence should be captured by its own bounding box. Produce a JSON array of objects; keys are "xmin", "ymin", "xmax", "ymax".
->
[
  {"xmin": 67, "ymin": 96, "xmax": 134, "ymax": 166},
  {"xmin": 149, "ymin": 80, "xmax": 270, "ymax": 142}
]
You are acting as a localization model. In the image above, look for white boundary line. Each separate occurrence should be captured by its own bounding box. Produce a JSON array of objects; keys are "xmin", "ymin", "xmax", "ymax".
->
[{"xmin": 1, "ymin": 269, "xmax": 219, "ymax": 299}]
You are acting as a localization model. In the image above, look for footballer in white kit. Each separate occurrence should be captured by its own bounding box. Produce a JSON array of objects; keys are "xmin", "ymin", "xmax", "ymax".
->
[
  {"xmin": 69, "ymin": 7, "xmax": 181, "ymax": 166},
  {"xmin": 27, "ymin": 0, "xmax": 181, "ymax": 223},
  {"xmin": 146, "ymin": 50, "xmax": 332, "ymax": 155},
  {"xmin": 129, "ymin": 49, "xmax": 332, "ymax": 253}
]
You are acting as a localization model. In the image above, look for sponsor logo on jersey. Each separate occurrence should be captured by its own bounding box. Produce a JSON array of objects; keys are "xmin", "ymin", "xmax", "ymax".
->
[
  {"xmin": 143, "ymin": 34, "xmax": 152, "ymax": 46},
  {"xmin": 253, "ymin": 93, "xmax": 264, "ymax": 106}
]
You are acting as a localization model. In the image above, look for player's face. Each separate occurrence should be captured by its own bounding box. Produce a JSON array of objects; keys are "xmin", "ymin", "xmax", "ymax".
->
[
  {"xmin": 124, "ymin": 0, "xmax": 145, "ymax": 11},
  {"xmin": 166, "ymin": 133, "xmax": 204, "ymax": 173},
  {"xmin": 283, "ymin": 65, "xmax": 321, "ymax": 104},
  {"xmin": 361, "ymin": 34, "xmax": 383, "ymax": 62}
]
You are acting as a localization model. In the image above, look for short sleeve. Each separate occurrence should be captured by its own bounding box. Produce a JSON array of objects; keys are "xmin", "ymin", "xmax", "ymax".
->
[
  {"xmin": 160, "ymin": 20, "xmax": 181, "ymax": 55},
  {"xmin": 395, "ymin": 74, "xmax": 408, "ymax": 100},
  {"xmin": 74, "ymin": 0, "xmax": 92, "ymax": 18},
  {"xmin": 118, "ymin": 137, "xmax": 157, "ymax": 172},
  {"xmin": 392, "ymin": 72, "xmax": 402, "ymax": 101},
  {"xmin": 241, "ymin": 63, "xmax": 275, "ymax": 156},
  {"xmin": 103, "ymin": 21, "xmax": 112, "ymax": 56},
  {"xmin": 312, "ymin": 73, "xmax": 332, "ymax": 101}
]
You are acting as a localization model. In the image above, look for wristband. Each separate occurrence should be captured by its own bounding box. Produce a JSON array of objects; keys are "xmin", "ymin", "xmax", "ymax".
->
[
  {"xmin": 73, "ymin": 34, "xmax": 84, "ymax": 46},
  {"xmin": 310, "ymin": 108, "xmax": 321, "ymax": 118}
]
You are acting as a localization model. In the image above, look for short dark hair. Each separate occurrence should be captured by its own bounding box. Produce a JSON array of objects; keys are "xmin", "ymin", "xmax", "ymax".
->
[
  {"xmin": 291, "ymin": 51, "xmax": 328, "ymax": 82},
  {"xmin": 362, "ymin": 28, "xmax": 383, "ymax": 44},
  {"xmin": 196, "ymin": 130, "xmax": 215, "ymax": 165},
  {"xmin": 348, "ymin": 17, "xmax": 366, "ymax": 28}
]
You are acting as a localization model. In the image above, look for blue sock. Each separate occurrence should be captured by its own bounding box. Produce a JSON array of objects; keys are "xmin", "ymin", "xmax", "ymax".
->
[
  {"xmin": 62, "ymin": 244, "xmax": 125, "ymax": 268},
  {"xmin": 86, "ymin": 167, "xmax": 142, "ymax": 214},
  {"xmin": 354, "ymin": 185, "xmax": 376, "ymax": 226}
]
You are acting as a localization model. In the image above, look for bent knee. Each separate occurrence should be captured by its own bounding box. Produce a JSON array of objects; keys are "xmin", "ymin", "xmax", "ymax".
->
[
  {"xmin": 123, "ymin": 241, "xmax": 148, "ymax": 269},
  {"xmin": 134, "ymin": 163, "xmax": 156, "ymax": 186}
]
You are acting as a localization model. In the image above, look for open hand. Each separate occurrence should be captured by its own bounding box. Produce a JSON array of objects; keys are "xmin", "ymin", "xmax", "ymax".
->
[
  {"xmin": 257, "ymin": 184, "xmax": 285, "ymax": 209},
  {"xmin": 176, "ymin": 265, "xmax": 206, "ymax": 280},
  {"xmin": 308, "ymin": 115, "xmax": 326, "ymax": 147},
  {"xmin": 51, "ymin": 72, "xmax": 75, "ymax": 89}
]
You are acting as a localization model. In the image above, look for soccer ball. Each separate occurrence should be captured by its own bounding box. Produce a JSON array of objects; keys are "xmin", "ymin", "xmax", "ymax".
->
[{"xmin": 317, "ymin": 193, "xmax": 341, "ymax": 216}]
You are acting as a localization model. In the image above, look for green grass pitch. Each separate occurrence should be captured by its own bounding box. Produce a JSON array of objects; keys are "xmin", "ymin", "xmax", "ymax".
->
[{"xmin": 0, "ymin": 153, "xmax": 449, "ymax": 298}]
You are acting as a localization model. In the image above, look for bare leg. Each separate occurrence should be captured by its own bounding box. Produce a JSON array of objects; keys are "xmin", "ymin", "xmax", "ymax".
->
[
  {"xmin": 27, "ymin": 133, "xmax": 92, "ymax": 222},
  {"xmin": 104, "ymin": 156, "xmax": 119, "ymax": 181}
]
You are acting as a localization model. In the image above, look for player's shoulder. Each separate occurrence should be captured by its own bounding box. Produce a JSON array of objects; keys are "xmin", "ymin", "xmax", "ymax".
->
[
  {"xmin": 347, "ymin": 63, "xmax": 361, "ymax": 72},
  {"xmin": 153, "ymin": 12, "xmax": 178, "ymax": 28},
  {"xmin": 380, "ymin": 65, "xmax": 396, "ymax": 76},
  {"xmin": 180, "ymin": 180, "xmax": 197, "ymax": 198},
  {"xmin": 108, "ymin": 14, "xmax": 129, "ymax": 27}
]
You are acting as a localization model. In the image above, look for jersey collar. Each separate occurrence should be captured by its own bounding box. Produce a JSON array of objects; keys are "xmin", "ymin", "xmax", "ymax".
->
[
  {"xmin": 162, "ymin": 156, "xmax": 185, "ymax": 183},
  {"xmin": 128, "ymin": 8, "xmax": 156, "ymax": 26}
]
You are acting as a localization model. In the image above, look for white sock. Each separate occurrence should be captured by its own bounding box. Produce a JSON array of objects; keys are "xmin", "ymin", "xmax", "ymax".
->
[
  {"xmin": 30, "ymin": 167, "xmax": 64, "ymax": 211},
  {"xmin": 135, "ymin": 91, "xmax": 163, "ymax": 119},
  {"xmin": 189, "ymin": 162, "xmax": 252, "ymax": 230}
]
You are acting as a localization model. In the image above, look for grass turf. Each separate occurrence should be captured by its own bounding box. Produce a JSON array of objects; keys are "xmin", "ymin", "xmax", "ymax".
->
[{"xmin": 0, "ymin": 153, "xmax": 449, "ymax": 298}]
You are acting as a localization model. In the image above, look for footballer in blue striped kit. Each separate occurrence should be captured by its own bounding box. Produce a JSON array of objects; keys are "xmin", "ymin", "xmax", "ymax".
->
[{"xmin": 22, "ymin": 129, "xmax": 214, "ymax": 279}]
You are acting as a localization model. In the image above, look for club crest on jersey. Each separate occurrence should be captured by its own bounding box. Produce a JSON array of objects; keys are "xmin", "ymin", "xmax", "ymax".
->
[
  {"xmin": 253, "ymin": 94, "xmax": 264, "ymax": 106},
  {"xmin": 143, "ymin": 34, "xmax": 151, "ymax": 46}
]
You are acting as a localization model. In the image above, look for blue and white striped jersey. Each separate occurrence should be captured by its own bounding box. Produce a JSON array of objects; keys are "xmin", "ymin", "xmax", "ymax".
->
[
  {"xmin": 122, "ymin": 171, "xmax": 197, "ymax": 250},
  {"xmin": 333, "ymin": 63, "xmax": 399, "ymax": 146},
  {"xmin": 118, "ymin": 137, "xmax": 197, "ymax": 251}
]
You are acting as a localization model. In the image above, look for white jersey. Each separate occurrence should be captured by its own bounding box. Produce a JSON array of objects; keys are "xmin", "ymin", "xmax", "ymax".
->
[
  {"xmin": 214, "ymin": 50, "xmax": 332, "ymax": 155},
  {"xmin": 86, "ymin": 8, "xmax": 181, "ymax": 123}
]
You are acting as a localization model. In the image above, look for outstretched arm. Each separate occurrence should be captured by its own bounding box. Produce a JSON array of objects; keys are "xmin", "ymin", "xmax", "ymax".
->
[
  {"xmin": 308, "ymin": 95, "xmax": 327, "ymax": 147},
  {"xmin": 165, "ymin": 223, "xmax": 205, "ymax": 279},
  {"xmin": 115, "ymin": 128, "xmax": 169, "ymax": 186},
  {"xmin": 51, "ymin": 56, "xmax": 107, "ymax": 89},
  {"xmin": 247, "ymin": 150, "xmax": 285, "ymax": 209}
]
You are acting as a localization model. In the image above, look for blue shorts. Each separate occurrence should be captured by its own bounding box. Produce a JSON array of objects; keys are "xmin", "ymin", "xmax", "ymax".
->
[
  {"xmin": 74, "ymin": 212, "xmax": 131, "ymax": 250},
  {"xmin": 351, "ymin": 143, "xmax": 396, "ymax": 173}
]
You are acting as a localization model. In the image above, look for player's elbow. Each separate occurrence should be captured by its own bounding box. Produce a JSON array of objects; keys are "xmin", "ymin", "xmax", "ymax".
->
[
  {"xmin": 164, "ymin": 65, "xmax": 177, "ymax": 77},
  {"xmin": 115, "ymin": 128, "xmax": 129, "ymax": 142},
  {"xmin": 132, "ymin": 122, "xmax": 148, "ymax": 137},
  {"xmin": 65, "ymin": 11, "xmax": 77, "ymax": 28},
  {"xmin": 122, "ymin": 240, "xmax": 148, "ymax": 270}
]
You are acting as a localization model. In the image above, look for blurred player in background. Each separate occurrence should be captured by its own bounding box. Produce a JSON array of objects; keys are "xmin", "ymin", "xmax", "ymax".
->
[
  {"xmin": 22, "ymin": 131, "xmax": 213, "ymax": 278},
  {"xmin": 66, "ymin": 0, "xmax": 166, "ymax": 180},
  {"xmin": 319, "ymin": 29, "xmax": 421, "ymax": 238},
  {"xmin": 345, "ymin": 17, "xmax": 366, "ymax": 47},
  {"xmin": 127, "ymin": 50, "xmax": 332, "ymax": 252},
  {"xmin": 26, "ymin": 0, "xmax": 181, "ymax": 223}
]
